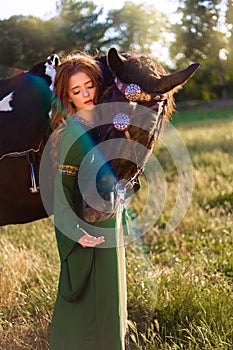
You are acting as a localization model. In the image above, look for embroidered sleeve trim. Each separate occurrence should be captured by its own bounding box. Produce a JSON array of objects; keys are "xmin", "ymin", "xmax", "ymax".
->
[{"xmin": 58, "ymin": 164, "xmax": 79, "ymax": 176}]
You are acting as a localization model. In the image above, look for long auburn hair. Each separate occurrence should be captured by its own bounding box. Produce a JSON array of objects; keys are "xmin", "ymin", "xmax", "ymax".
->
[
  {"xmin": 49, "ymin": 53, "xmax": 103, "ymax": 167},
  {"xmin": 50, "ymin": 53, "xmax": 103, "ymax": 131}
]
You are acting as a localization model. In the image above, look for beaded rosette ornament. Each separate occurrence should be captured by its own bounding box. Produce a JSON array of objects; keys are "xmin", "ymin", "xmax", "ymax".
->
[{"xmin": 113, "ymin": 113, "xmax": 130, "ymax": 131}]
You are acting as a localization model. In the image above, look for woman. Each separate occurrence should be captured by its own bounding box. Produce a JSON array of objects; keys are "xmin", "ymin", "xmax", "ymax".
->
[{"xmin": 49, "ymin": 53, "xmax": 127, "ymax": 350}]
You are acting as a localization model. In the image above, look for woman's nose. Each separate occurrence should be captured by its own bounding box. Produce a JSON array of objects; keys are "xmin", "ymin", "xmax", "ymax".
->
[{"xmin": 82, "ymin": 87, "xmax": 89, "ymax": 97}]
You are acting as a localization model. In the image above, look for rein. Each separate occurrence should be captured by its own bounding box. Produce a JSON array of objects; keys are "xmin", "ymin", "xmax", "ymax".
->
[{"xmin": 100, "ymin": 83, "xmax": 167, "ymax": 191}]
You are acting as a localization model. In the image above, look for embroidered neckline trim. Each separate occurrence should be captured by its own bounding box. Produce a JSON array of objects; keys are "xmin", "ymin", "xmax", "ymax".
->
[{"xmin": 74, "ymin": 114, "xmax": 95, "ymax": 128}]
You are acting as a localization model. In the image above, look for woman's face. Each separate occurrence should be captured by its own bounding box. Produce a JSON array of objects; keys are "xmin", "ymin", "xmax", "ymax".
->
[{"xmin": 67, "ymin": 71, "xmax": 96, "ymax": 111}]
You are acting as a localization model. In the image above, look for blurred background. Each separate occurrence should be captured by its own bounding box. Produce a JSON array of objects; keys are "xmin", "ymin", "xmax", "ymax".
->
[{"xmin": 0, "ymin": 0, "xmax": 232, "ymax": 104}]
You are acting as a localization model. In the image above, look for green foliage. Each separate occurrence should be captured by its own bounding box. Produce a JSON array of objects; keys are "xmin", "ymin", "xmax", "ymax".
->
[
  {"xmin": 54, "ymin": 0, "xmax": 110, "ymax": 53},
  {"xmin": 171, "ymin": 0, "xmax": 225, "ymax": 62},
  {"xmin": 106, "ymin": 1, "xmax": 167, "ymax": 55},
  {"xmin": 170, "ymin": 0, "xmax": 229, "ymax": 101},
  {"xmin": 171, "ymin": 105, "xmax": 233, "ymax": 124},
  {"xmin": 0, "ymin": 16, "xmax": 58, "ymax": 70}
]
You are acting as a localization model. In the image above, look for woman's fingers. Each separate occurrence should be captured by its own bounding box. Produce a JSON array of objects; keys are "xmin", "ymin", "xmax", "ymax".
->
[{"xmin": 78, "ymin": 234, "xmax": 105, "ymax": 248}]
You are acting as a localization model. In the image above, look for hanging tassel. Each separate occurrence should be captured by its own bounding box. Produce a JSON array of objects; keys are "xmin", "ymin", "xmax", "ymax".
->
[
  {"xmin": 115, "ymin": 182, "xmax": 131, "ymax": 242},
  {"xmin": 122, "ymin": 207, "xmax": 130, "ymax": 236},
  {"xmin": 29, "ymin": 162, "xmax": 39, "ymax": 193}
]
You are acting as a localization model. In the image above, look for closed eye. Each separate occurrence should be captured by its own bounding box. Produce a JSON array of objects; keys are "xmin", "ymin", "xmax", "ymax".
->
[
  {"xmin": 73, "ymin": 84, "xmax": 94, "ymax": 95},
  {"xmin": 73, "ymin": 90, "xmax": 80, "ymax": 95}
]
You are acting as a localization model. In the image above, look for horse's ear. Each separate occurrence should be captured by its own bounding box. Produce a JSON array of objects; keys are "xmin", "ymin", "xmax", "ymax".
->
[
  {"xmin": 107, "ymin": 47, "xmax": 126, "ymax": 76},
  {"xmin": 47, "ymin": 54, "xmax": 60, "ymax": 67},
  {"xmin": 155, "ymin": 63, "xmax": 200, "ymax": 93}
]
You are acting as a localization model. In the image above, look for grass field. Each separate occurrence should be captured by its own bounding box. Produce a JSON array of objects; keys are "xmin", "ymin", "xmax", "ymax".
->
[{"xmin": 1, "ymin": 106, "xmax": 233, "ymax": 349}]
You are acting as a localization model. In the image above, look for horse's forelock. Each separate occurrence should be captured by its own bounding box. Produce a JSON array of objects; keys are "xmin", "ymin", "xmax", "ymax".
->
[{"xmin": 118, "ymin": 54, "xmax": 166, "ymax": 89}]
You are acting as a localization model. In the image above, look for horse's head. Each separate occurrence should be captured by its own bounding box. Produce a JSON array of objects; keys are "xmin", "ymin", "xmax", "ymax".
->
[
  {"xmin": 82, "ymin": 47, "xmax": 200, "ymax": 223},
  {"xmin": 106, "ymin": 47, "xmax": 200, "ymax": 118}
]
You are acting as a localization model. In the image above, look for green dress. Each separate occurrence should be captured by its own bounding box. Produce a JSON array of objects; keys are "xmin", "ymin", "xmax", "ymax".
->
[{"xmin": 50, "ymin": 116, "xmax": 127, "ymax": 350}]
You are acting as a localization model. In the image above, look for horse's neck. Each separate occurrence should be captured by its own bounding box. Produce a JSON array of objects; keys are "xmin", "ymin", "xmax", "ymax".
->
[{"xmin": 0, "ymin": 71, "xmax": 25, "ymax": 87}]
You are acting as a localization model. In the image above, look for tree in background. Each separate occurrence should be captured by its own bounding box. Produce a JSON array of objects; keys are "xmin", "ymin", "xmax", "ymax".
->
[
  {"xmin": 0, "ymin": 16, "xmax": 57, "ymax": 71},
  {"xmin": 170, "ymin": 0, "xmax": 229, "ymax": 101},
  {"xmin": 1, "ymin": 0, "xmax": 233, "ymax": 102},
  {"xmin": 0, "ymin": 1, "xmax": 167, "ymax": 69},
  {"xmin": 225, "ymin": 0, "xmax": 233, "ymax": 97},
  {"xmin": 54, "ymin": 0, "xmax": 111, "ymax": 53},
  {"xmin": 105, "ymin": 1, "xmax": 167, "ymax": 56}
]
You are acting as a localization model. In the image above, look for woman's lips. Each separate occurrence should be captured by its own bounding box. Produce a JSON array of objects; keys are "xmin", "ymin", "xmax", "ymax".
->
[{"xmin": 84, "ymin": 100, "xmax": 93, "ymax": 105}]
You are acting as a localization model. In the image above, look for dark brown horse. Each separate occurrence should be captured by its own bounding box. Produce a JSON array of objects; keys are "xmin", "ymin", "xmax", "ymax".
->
[
  {"xmin": 0, "ymin": 54, "xmax": 59, "ymax": 226},
  {"xmin": 79, "ymin": 48, "xmax": 200, "ymax": 222}
]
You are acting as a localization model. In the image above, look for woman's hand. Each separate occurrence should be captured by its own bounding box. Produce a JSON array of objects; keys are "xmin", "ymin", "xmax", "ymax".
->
[{"xmin": 78, "ymin": 234, "xmax": 105, "ymax": 248}]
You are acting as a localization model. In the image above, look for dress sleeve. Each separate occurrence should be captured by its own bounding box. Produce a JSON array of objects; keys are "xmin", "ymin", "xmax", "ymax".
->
[{"xmin": 54, "ymin": 121, "xmax": 93, "ymax": 262}]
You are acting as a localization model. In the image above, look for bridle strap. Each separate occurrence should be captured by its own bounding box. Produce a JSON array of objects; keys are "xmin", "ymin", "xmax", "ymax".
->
[
  {"xmin": 115, "ymin": 76, "xmax": 168, "ymax": 103},
  {"xmin": 101, "ymin": 79, "xmax": 167, "ymax": 191}
]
